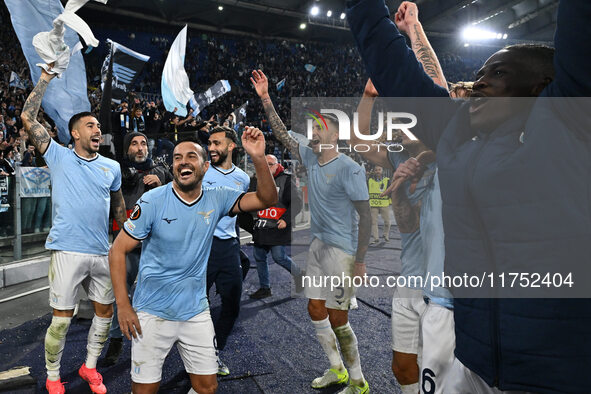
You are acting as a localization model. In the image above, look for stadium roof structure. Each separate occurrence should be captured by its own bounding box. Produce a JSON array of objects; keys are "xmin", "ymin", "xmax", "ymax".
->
[{"xmin": 82, "ymin": 0, "xmax": 558, "ymax": 47}]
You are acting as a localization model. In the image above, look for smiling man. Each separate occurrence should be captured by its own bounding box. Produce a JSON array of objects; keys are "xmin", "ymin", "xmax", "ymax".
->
[
  {"xmin": 202, "ymin": 125, "xmax": 250, "ymax": 376},
  {"xmin": 109, "ymin": 129, "xmax": 277, "ymax": 394},
  {"xmin": 21, "ymin": 68, "xmax": 127, "ymax": 394}
]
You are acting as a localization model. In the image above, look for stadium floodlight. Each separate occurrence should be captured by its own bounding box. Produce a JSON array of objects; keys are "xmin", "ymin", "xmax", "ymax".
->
[
  {"xmin": 218, "ymin": 5, "xmax": 223, "ymax": 11},
  {"xmin": 462, "ymin": 26, "xmax": 507, "ymax": 41},
  {"xmin": 464, "ymin": 43, "xmax": 470, "ymax": 47},
  {"xmin": 310, "ymin": 6, "xmax": 319, "ymax": 16},
  {"xmin": 503, "ymin": 33, "xmax": 508, "ymax": 39},
  {"xmin": 327, "ymin": 10, "xmax": 332, "ymax": 17},
  {"xmin": 300, "ymin": 23, "xmax": 307, "ymax": 29},
  {"xmin": 340, "ymin": 12, "xmax": 346, "ymax": 20}
]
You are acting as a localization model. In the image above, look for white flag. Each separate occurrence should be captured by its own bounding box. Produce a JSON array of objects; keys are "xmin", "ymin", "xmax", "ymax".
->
[{"xmin": 161, "ymin": 26, "xmax": 194, "ymax": 117}]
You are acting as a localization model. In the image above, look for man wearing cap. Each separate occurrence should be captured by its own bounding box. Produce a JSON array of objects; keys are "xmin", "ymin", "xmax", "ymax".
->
[{"xmin": 102, "ymin": 131, "xmax": 172, "ymax": 366}]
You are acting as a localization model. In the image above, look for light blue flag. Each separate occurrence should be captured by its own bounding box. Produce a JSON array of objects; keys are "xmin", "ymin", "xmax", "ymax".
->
[
  {"xmin": 276, "ymin": 78, "xmax": 286, "ymax": 92},
  {"xmin": 161, "ymin": 26, "xmax": 193, "ymax": 117},
  {"xmin": 304, "ymin": 64, "xmax": 317, "ymax": 73},
  {"xmin": 5, "ymin": 0, "xmax": 91, "ymax": 144}
]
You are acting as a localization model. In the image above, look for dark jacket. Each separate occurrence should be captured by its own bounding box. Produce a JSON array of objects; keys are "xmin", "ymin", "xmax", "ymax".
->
[
  {"xmin": 121, "ymin": 161, "xmax": 172, "ymax": 209},
  {"xmin": 348, "ymin": 0, "xmax": 591, "ymax": 392},
  {"xmin": 247, "ymin": 170, "xmax": 302, "ymax": 246}
]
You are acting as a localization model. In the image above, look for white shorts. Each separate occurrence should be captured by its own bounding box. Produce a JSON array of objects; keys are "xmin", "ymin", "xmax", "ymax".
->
[
  {"xmin": 304, "ymin": 238, "xmax": 355, "ymax": 311},
  {"xmin": 420, "ymin": 302, "xmax": 455, "ymax": 394},
  {"xmin": 48, "ymin": 250, "xmax": 114, "ymax": 310},
  {"xmin": 131, "ymin": 309, "xmax": 218, "ymax": 384},
  {"xmin": 391, "ymin": 286, "xmax": 426, "ymax": 354}
]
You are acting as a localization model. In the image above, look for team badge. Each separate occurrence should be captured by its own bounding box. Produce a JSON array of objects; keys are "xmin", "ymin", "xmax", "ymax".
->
[
  {"xmin": 130, "ymin": 204, "xmax": 141, "ymax": 220},
  {"xmin": 198, "ymin": 209, "xmax": 215, "ymax": 225}
]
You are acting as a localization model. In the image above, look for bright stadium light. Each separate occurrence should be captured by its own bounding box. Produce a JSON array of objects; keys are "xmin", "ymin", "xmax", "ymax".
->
[
  {"xmin": 462, "ymin": 26, "xmax": 507, "ymax": 41},
  {"xmin": 340, "ymin": 12, "xmax": 346, "ymax": 20},
  {"xmin": 218, "ymin": 5, "xmax": 223, "ymax": 11},
  {"xmin": 503, "ymin": 33, "xmax": 508, "ymax": 39},
  {"xmin": 327, "ymin": 10, "xmax": 332, "ymax": 17},
  {"xmin": 300, "ymin": 23, "xmax": 307, "ymax": 29},
  {"xmin": 310, "ymin": 6, "xmax": 319, "ymax": 16}
]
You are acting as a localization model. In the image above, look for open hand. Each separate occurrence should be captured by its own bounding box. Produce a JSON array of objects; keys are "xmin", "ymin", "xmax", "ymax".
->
[
  {"xmin": 250, "ymin": 70, "xmax": 269, "ymax": 98},
  {"xmin": 118, "ymin": 304, "xmax": 142, "ymax": 340}
]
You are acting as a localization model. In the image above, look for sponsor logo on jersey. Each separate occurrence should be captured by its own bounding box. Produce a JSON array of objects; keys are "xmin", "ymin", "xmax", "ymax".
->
[{"xmin": 162, "ymin": 217, "xmax": 177, "ymax": 224}]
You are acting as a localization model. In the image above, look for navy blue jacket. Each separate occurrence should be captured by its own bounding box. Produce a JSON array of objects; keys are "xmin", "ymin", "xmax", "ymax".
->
[{"xmin": 347, "ymin": 1, "xmax": 591, "ymax": 392}]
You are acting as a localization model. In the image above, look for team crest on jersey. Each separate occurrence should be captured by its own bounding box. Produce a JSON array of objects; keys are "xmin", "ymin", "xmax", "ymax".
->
[
  {"xmin": 130, "ymin": 204, "xmax": 141, "ymax": 220},
  {"xmin": 198, "ymin": 209, "xmax": 215, "ymax": 225},
  {"xmin": 234, "ymin": 181, "xmax": 242, "ymax": 188},
  {"xmin": 99, "ymin": 166, "xmax": 111, "ymax": 174},
  {"xmin": 325, "ymin": 174, "xmax": 336, "ymax": 184}
]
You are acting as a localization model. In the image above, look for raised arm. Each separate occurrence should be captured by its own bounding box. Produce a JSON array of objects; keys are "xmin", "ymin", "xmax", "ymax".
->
[
  {"xmin": 346, "ymin": 0, "xmax": 448, "ymax": 98},
  {"xmin": 251, "ymin": 70, "xmax": 301, "ymax": 162},
  {"xmin": 21, "ymin": 69, "xmax": 55, "ymax": 155},
  {"xmin": 396, "ymin": 2, "xmax": 448, "ymax": 90},
  {"xmin": 349, "ymin": 79, "xmax": 394, "ymax": 169},
  {"xmin": 232, "ymin": 127, "xmax": 278, "ymax": 213}
]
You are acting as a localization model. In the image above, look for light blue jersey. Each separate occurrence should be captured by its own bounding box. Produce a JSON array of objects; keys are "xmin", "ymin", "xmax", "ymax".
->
[
  {"xmin": 387, "ymin": 151, "xmax": 435, "ymax": 288},
  {"xmin": 123, "ymin": 183, "xmax": 244, "ymax": 321},
  {"xmin": 202, "ymin": 164, "xmax": 249, "ymax": 239},
  {"xmin": 43, "ymin": 140, "xmax": 121, "ymax": 255},
  {"xmin": 299, "ymin": 145, "xmax": 369, "ymax": 255},
  {"xmin": 420, "ymin": 170, "xmax": 453, "ymax": 308}
]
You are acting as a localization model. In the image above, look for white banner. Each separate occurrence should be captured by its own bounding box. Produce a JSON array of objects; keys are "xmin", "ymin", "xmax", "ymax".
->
[{"xmin": 18, "ymin": 167, "xmax": 51, "ymax": 197}]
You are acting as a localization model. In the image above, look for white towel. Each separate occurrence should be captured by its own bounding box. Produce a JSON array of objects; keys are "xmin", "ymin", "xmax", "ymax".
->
[{"xmin": 32, "ymin": 0, "xmax": 107, "ymax": 77}]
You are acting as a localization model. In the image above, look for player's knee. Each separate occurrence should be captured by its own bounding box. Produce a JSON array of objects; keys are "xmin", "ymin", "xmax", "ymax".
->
[
  {"xmin": 131, "ymin": 382, "xmax": 159, "ymax": 394},
  {"xmin": 193, "ymin": 380, "xmax": 217, "ymax": 394},
  {"xmin": 308, "ymin": 300, "xmax": 327, "ymax": 320},
  {"xmin": 93, "ymin": 302, "xmax": 114, "ymax": 318},
  {"xmin": 327, "ymin": 309, "xmax": 348, "ymax": 328}
]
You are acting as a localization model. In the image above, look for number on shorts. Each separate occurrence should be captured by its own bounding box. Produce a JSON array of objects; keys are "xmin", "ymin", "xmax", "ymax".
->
[{"xmin": 422, "ymin": 368, "xmax": 436, "ymax": 394}]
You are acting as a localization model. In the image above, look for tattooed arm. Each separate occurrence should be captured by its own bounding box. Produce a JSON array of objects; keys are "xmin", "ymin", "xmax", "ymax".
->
[
  {"xmin": 391, "ymin": 183, "xmax": 421, "ymax": 234},
  {"xmin": 250, "ymin": 70, "xmax": 301, "ymax": 162},
  {"xmin": 349, "ymin": 79, "xmax": 393, "ymax": 170},
  {"xmin": 390, "ymin": 158, "xmax": 422, "ymax": 233},
  {"xmin": 20, "ymin": 70, "xmax": 56, "ymax": 155},
  {"xmin": 395, "ymin": 2, "xmax": 448, "ymax": 90},
  {"xmin": 353, "ymin": 200, "xmax": 372, "ymax": 278},
  {"xmin": 110, "ymin": 189, "xmax": 128, "ymax": 229}
]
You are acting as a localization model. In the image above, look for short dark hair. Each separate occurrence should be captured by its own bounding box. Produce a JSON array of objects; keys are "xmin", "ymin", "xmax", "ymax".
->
[
  {"xmin": 504, "ymin": 44, "xmax": 555, "ymax": 79},
  {"xmin": 321, "ymin": 113, "xmax": 339, "ymax": 130},
  {"xmin": 175, "ymin": 136, "xmax": 208, "ymax": 163},
  {"xmin": 209, "ymin": 125, "xmax": 239, "ymax": 145},
  {"xmin": 68, "ymin": 111, "xmax": 96, "ymax": 134}
]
